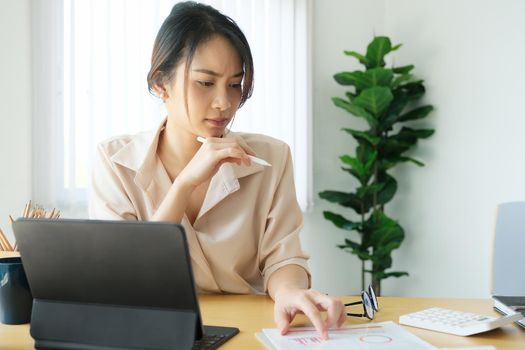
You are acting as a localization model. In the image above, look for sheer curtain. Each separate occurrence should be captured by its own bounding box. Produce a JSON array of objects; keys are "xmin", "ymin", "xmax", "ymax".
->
[{"xmin": 32, "ymin": 0, "xmax": 312, "ymax": 217}]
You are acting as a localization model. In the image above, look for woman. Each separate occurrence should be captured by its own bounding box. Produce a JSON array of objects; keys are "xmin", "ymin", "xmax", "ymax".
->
[{"xmin": 89, "ymin": 1, "xmax": 345, "ymax": 339}]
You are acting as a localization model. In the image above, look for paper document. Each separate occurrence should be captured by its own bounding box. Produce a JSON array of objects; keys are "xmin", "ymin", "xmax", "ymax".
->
[{"xmin": 257, "ymin": 321, "xmax": 437, "ymax": 350}]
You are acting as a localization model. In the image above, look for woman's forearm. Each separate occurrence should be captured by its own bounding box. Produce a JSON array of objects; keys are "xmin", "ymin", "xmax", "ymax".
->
[
  {"xmin": 268, "ymin": 264, "xmax": 309, "ymax": 300},
  {"xmin": 150, "ymin": 178, "xmax": 195, "ymax": 222}
]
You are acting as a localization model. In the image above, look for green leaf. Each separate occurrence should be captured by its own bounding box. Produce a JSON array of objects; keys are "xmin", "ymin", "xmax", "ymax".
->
[
  {"xmin": 379, "ymin": 90, "xmax": 409, "ymax": 132},
  {"xmin": 332, "ymin": 97, "xmax": 377, "ymax": 127},
  {"xmin": 390, "ymin": 43, "xmax": 402, "ymax": 52},
  {"xmin": 339, "ymin": 155, "xmax": 367, "ymax": 185},
  {"xmin": 396, "ymin": 127, "xmax": 435, "ymax": 142},
  {"xmin": 333, "ymin": 72, "xmax": 358, "ymax": 86},
  {"xmin": 340, "ymin": 154, "xmax": 364, "ymax": 172},
  {"xmin": 374, "ymin": 241, "xmax": 403, "ymax": 259},
  {"xmin": 342, "ymin": 240, "xmax": 372, "ymax": 260},
  {"xmin": 356, "ymin": 142, "xmax": 375, "ymax": 164},
  {"xmin": 367, "ymin": 68, "xmax": 394, "ymax": 87},
  {"xmin": 323, "ymin": 211, "xmax": 360, "ymax": 231},
  {"xmin": 379, "ymin": 138, "xmax": 412, "ymax": 158},
  {"xmin": 356, "ymin": 143, "xmax": 377, "ymax": 177},
  {"xmin": 398, "ymin": 105, "xmax": 434, "ymax": 122},
  {"xmin": 389, "ymin": 88, "xmax": 410, "ymax": 114},
  {"xmin": 355, "ymin": 250, "xmax": 373, "ymax": 261},
  {"xmin": 372, "ymin": 271, "xmax": 409, "ymax": 280},
  {"xmin": 379, "ymin": 113, "xmax": 399, "ymax": 133},
  {"xmin": 341, "ymin": 167, "xmax": 364, "ymax": 184},
  {"xmin": 345, "ymin": 92, "xmax": 357, "ymax": 102},
  {"xmin": 318, "ymin": 190, "xmax": 352, "ymax": 204},
  {"xmin": 366, "ymin": 211, "xmax": 405, "ymax": 250},
  {"xmin": 392, "ymin": 73, "xmax": 413, "ymax": 88},
  {"xmin": 344, "ymin": 50, "xmax": 369, "ymax": 66},
  {"xmin": 341, "ymin": 140, "xmax": 376, "ymax": 186},
  {"xmin": 339, "ymin": 152, "xmax": 377, "ymax": 185},
  {"xmin": 353, "ymin": 87, "xmax": 393, "ymax": 116},
  {"xmin": 377, "ymin": 175, "xmax": 397, "ymax": 205},
  {"xmin": 372, "ymin": 255, "xmax": 393, "ymax": 271},
  {"xmin": 357, "ymin": 182, "xmax": 385, "ymax": 199},
  {"xmin": 319, "ymin": 191, "xmax": 369, "ymax": 214},
  {"xmin": 381, "ymin": 156, "xmax": 425, "ymax": 169},
  {"xmin": 398, "ymin": 157, "xmax": 424, "ymax": 166},
  {"xmin": 366, "ymin": 36, "xmax": 392, "ymax": 68},
  {"xmin": 343, "ymin": 238, "xmax": 362, "ymax": 250},
  {"xmin": 342, "ymin": 128, "xmax": 380, "ymax": 146},
  {"xmin": 354, "ymin": 68, "xmax": 394, "ymax": 90},
  {"xmin": 341, "ymin": 248, "xmax": 372, "ymax": 261},
  {"xmin": 402, "ymin": 81, "xmax": 425, "ymax": 100},
  {"xmin": 384, "ymin": 271, "xmax": 409, "ymax": 278},
  {"xmin": 392, "ymin": 65, "xmax": 414, "ymax": 74},
  {"xmin": 363, "ymin": 150, "xmax": 378, "ymax": 172},
  {"xmin": 380, "ymin": 127, "xmax": 434, "ymax": 159}
]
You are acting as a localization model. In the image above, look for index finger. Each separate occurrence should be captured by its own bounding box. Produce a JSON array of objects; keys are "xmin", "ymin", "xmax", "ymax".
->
[
  {"xmin": 234, "ymin": 136, "xmax": 256, "ymax": 156},
  {"xmin": 312, "ymin": 293, "xmax": 346, "ymax": 329},
  {"xmin": 205, "ymin": 136, "xmax": 256, "ymax": 156},
  {"xmin": 297, "ymin": 296, "xmax": 328, "ymax": 340}
]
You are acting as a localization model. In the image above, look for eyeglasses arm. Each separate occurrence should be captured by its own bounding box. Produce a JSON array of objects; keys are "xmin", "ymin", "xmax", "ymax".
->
[{"xmin": 344, "ymin": 301, "xmax": 363, "ymax": 306}]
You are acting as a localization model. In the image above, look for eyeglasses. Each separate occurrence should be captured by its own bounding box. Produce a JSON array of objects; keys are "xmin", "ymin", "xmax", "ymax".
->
[{"xmin": 345, "ymin": 284, "xmax": 379, "ymax": 320}]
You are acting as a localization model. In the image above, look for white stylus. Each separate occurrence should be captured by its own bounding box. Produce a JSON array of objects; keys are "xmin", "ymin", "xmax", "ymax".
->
[{"xmin": 197, "ymin": 136, "xmax": 272, "ymax": 167}]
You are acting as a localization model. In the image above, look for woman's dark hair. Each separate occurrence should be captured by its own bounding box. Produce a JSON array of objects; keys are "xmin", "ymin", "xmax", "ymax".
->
[{"xmin": 147, "ymin": 1, "xmax": 254, "ymax": 108}]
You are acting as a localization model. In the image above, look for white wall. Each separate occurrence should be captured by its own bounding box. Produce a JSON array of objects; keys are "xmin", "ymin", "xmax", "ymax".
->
[
  {"xmin": 303, "ymin": 0, "xmax": 525, "ymax": 298},
  {"xmin": 3, "ymin": 0, "xmax": 525, "ymax": 298},
  {"xmin": 383, "ymin": 0, "xmax": 525, "ymax": 297},
  {"xmin": 0, "ymin": 0, "xmax": 32, "ymax": 243}
]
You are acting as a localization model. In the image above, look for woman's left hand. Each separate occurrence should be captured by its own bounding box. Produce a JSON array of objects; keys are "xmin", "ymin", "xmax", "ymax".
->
[{"xmin": 273, "ymin": 287, "xmax": 346, "ymax": 339}]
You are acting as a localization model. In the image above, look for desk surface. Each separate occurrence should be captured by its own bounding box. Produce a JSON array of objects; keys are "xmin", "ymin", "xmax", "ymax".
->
[{"xmin": 0, "ymin": 294, "xmax": 523, "ymax": 349}]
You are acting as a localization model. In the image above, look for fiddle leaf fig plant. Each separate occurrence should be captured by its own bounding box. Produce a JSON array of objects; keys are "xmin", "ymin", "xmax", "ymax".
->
[{"xmin": 319, "ymin": 36, "xmax": 434, "ymax": 296}]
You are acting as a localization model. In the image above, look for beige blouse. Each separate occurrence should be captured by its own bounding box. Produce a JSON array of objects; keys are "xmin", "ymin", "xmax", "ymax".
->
[{"xmin": 89, "ymin": 120, "xmax": 310, "ymax": 294}]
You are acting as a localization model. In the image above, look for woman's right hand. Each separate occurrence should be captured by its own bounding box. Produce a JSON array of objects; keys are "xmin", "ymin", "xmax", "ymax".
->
[{"xmin": 176, "ymin": 136, "xmax": 257, "ymax": 190}]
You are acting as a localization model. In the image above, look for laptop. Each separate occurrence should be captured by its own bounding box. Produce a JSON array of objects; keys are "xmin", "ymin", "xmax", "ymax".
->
[
  {"xmin": 491, "ymin": 202, "xmax": 525, "ymax": 329},
  {"xmin": 13, "ymin": 218, "xmax": 239, "ymax": 350}
]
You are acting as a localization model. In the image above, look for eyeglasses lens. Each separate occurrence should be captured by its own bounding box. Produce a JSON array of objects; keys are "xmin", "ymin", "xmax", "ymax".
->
[
  {"xmin": 362, "ymin": 292, "xmax": 375, "ymax": 320},
  {"xmin": 368, "ymin": 285, "xmax": 379, "ymax": 311}
]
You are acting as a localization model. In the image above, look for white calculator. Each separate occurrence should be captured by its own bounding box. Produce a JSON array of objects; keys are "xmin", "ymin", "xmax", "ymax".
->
[{"xmin": 399, "ymin": 307, "xmax": 523, "ymax": 336}]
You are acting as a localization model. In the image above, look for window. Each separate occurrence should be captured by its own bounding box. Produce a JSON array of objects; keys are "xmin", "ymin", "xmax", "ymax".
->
[{"xmin": 32, "ymin": 0, "xmax": 312, "ymax": 217}]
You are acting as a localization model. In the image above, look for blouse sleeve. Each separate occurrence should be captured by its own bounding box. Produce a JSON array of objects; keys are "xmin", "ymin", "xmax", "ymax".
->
[
  {"xmin": 259, "ymin": 143, "xmax": 311, "ymax": 292},
  {"xmin": 88, "ymin": 143, "xmax": 137, "ymax": 220}
]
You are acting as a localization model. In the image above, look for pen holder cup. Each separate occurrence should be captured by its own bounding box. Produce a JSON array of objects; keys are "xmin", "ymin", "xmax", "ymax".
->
[{"xmin": 0, "ymin": 257, "xmax": 33, "ymax": 324}]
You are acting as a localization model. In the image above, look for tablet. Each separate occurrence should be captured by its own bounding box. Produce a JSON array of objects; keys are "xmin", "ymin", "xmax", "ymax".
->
[{"xmin": 14, "ymin": 218, "xmax": 238, "ymax": 350}]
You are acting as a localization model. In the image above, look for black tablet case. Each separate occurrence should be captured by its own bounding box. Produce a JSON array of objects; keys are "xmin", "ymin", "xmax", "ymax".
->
[{"xmin": 13, "ymin": 219, "xmax": 237, "ymax": 350}]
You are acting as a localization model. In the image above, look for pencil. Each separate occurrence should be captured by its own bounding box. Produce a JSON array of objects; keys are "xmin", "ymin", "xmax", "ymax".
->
[
  {"xmin": 0, "ymin": 227, "xmax": 7, "ymax": 250},
  {"xmin": 1, "ymin": 228, "xmax": 13, "ymax": 251},
  {"xmin": 0, "ymin": 227, "xmax": 13, "ymax": 251},
  {"xmin": 9, "ymin": 215, "xmax": 15, "ymax": 225},
  {"xmin": 0, "ymin": 231, "xmax": 5, "ymax": 251},
  {"xmin": 27, "ymin": 200, "xmax": 33, "ymax": 217}
]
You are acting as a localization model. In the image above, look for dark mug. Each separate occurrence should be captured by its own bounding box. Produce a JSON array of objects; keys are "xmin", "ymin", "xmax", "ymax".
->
[{"xmin": 0, "ymin": 257, "xmax": 33, "ymax": 324}]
